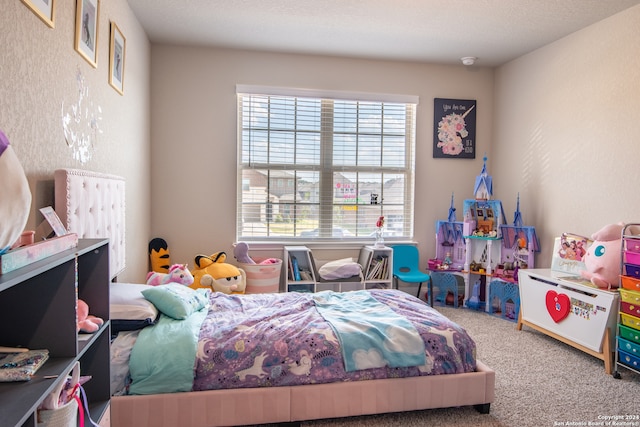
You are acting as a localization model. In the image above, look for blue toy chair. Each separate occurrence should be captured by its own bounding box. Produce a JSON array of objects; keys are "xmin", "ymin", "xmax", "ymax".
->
[{"xmin": 392, "ymin": 245, "xmax": 432, "ymax": 306}]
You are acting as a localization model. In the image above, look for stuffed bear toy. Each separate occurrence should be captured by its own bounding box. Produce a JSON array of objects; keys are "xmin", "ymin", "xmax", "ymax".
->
[
  {"xmin": 0, "ymin": 130, "xmax": 31, "ymax": 255},
  {"xmin": 190, "ymin": 252, "xmax": 247, "ymax": 294},
  {"xmin": 580, "ymin": 222, "xmax": 624, "ymax": 289},
  {"xmin": 146, "ymin": 263, "xmax": 194, "ymax": 286},
  {"xmin": 77, "ymin": 299, "xmax": 104, "ymax": 333}
]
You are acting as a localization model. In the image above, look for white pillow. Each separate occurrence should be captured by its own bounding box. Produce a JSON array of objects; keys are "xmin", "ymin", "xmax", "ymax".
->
[
  {"xmin": 110, "ymin": 283, "xmax": 159, "ymax": 321},
  {"xmin": 318, "ymin": 258, "xmax": 362, "ymax": 280}
]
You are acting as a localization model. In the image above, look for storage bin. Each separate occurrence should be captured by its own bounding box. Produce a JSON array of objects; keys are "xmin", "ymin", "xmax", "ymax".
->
[
  {"xmin": 625, "ymin": 251, "xmax": 640, "ymax": 266},
  {"xmin": 620, "ymin": 312, "xmax": 640, "ymax": 330},
  {"xmin": 624, "ymin": 263, "xmax": 640, "ymax": 278},
  {"xmin": 37, "ymin": 361, "xmax": 80, "ymax": 427},
  {"xmin": 288, "ymin": 283, "xmax": 313, "ymax": 293},
  {"xmin": 619, "ymin": 324, "xmax": 640, "ymax": 344},
  {"xmin": 620, "ymin": 288, "xmax": 640, "ymax": 305},
  {"xmin": 621, "ymin": 275, "xmax": 640, "ymax": 292},
  {"xmin": 618, "ymin": 349, "xmax": 640, "ymax": 370},
  {"xmin": 625, "ymin": 238, "xmax": 640, "ymax": 253},
  {"xmin": 617, "ymin": 337, "xmax": 640, "ymax": 355},
  {"xmin": 37, "ymin": 397, "xmax": 78, "ymax": 427},
  {"xmin": 240, "ymin": 259, "xmax": 282, "ymax": 293},
  {"xmin": 621, "ymin": 301, "xmax": 640, "ymax": 318},
  {"xmin": 518, "ymin": 270, "xmax": 618, "ymax": 353}
]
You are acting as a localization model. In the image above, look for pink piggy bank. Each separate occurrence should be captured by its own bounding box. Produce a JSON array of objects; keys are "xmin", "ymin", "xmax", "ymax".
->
[{"xmin": 580, "ymin": 223, "xmax": 624, "ymax": 289}]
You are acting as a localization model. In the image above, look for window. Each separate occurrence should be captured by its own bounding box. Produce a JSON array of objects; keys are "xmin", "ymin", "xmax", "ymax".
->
[{"xmin": 236, "ymin": 85, "xmax": 418, "ymax": 241}]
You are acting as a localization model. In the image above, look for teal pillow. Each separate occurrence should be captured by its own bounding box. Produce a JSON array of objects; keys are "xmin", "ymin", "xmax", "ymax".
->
[{"xmin": 141, "ymin": 284, "xmax": 209, "ymax": 320}]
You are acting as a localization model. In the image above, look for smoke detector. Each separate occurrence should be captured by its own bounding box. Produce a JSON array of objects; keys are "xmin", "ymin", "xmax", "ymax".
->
[{"xmin": 461, "ymin": 57, "xmax": 477, "ymax": 66}]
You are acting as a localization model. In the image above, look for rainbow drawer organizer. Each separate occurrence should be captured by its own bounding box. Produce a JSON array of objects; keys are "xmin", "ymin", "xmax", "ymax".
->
[
  {"xmin": 618, "ymin": 350, "xmax": 640, "ymax": 370},
  {"xmin": 620, "ymin": 288, "xmax": 640, "ymax": 304},
  {"xmin": 621, "ymin": 302, "xmax": 640, "ymax": 317},
  {"xmin": 620, "ymin": 275, "xmax": 640, "ymax": 292},
  {"xmin": 517, "ymin": 269, "xmax": 619, "ymax": 374},
  {"xmin": 620, "ymin": 313, "xmax": 640, "ymax": 330},
  {"xmin": 615, "ymin": 224, "xmax": 640, "ymax": 377},
  {"xmin": 617, "ymin": 337, "xmax": 640, "ymax": 355},
  {"xmin": 619, "ymin": 324, "xmax": 640, "ymax": 344},
  {"xmin": 625, "ymin": 238, "xmax": 640, "ymax": 253}
]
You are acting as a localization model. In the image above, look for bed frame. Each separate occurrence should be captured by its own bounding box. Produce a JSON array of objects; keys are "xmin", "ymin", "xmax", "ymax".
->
[
  {"xmin": 54, "ymin": 168, "xmax": 126, "ymax": 280},
  {"xmin": 55, "ymin": 168, "xmax": 495, "ymax": 426}
]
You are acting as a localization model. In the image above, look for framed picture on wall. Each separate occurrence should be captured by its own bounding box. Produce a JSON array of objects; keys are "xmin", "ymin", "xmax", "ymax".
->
[
  {"xmin": 109, "ymin": 21, "xmax": 126, "ymax": 95},
  {"xmin": 21, "ymin": 0, "xmax": 56, "ymax": 28},
  {"xmin": 74, "ymin": 0, "xmax": 100, "ymax": 68},
  {"xmin": 433, "ymin": 98, "xmax": 477, "ymax": 159}
]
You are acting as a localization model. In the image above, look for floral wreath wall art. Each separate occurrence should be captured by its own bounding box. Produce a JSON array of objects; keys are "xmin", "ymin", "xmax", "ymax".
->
[{"xmin": 433, "ymin": 98, "xmax": 477, "ymax": 159}]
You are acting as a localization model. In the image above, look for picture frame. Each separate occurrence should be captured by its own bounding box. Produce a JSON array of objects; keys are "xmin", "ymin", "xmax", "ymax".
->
[
  {"xmin": 39, "ymin": 207, "xmax": 68, "ymax": 237},
  {"xmin": 21, "ymin": 0, "xmax": 56, "ymax": 28},
  {"xmin": 433, "ymin": 98, "xmax": 477, "ymax": 159},
  {"xmin": 109, "ymin": 21, "xmax": 126, "ymax": 95},
  {"xmin": 74, "ymin": 0, "xmax": 100, "ymax": 68}
]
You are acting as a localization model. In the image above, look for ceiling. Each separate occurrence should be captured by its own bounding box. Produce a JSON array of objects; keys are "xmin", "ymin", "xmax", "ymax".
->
[{"xmin": 127, "ymin": 0, "xmax": 640, "ymax": 67}]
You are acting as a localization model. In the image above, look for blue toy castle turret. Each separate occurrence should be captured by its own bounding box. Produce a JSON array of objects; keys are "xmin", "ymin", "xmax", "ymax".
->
[{"xmin": 473, "ymin": 155, "xmax": 493, "ymax": 200}]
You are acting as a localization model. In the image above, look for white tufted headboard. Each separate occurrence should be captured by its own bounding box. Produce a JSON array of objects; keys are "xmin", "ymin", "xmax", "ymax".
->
[{"xmin": 54, "ymin": 169, "xmax": 126, "ymax": 280}]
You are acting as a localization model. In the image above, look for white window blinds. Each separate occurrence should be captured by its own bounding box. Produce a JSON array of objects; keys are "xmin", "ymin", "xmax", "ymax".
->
[{"xmin": 236, "ymin": 86, "xmax": 417, "ymax": 241}]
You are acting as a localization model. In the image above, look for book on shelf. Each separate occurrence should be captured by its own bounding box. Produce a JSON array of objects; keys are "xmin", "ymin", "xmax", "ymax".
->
[
  {"xmin": 288, "ymin": 255, "xmax": 294, "ymax": 280},
  {"xmin": 299, "ymin": 270, "xmax": 312, "ymax": 281},
  {"xmin": 0, "ymin": 349, "xmax": 49, "ymax": 382},
  {"xmin": 291, "ymin": 256, "xmax": 301, "ymax": 281},
  {"xmin": 367, "ymin": 255, "xmax": 388, "ymax": 280}
]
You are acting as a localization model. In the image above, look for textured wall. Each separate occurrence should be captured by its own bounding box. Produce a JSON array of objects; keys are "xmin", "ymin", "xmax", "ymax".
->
[
  {"xmin": 492, "ymin": 5, "xmax": 640, "ymax": 266},
  {"xmin": 1, "ymin": 1, "xmax": 151, "ymax": 282},
  {"xmin": 148, "ymin": 46, "xmax": 495, "ymax": 266}
]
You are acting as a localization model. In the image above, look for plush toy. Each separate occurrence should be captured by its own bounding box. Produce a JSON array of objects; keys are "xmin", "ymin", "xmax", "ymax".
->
[
  {"xmin": 149, "ymin": 237, "xmax": 171, "ymax": 273},
  {"xmin": 190, "ymin": 252, "xmax": 247, "ymax": 294},
  {"xmin": 580, "ymin": 222, "xmax": 624, "ymax": 289},
  {"xmin": 0, "ymin": 130, "xmax": 31, "ymax": 255},
  {"xmin": 233, "ymin": 242, "xmax": 255, "ymax": 264},
  {"xmin": 146, "ymin": 263, "xmax": 194, "ymax": 287},
  {"xmin": 77, "ymin": 299, "xmax": 104, "ymax": 333},
  {"xmin": 233, "ymin": 242, "xmax": 280, "ymax": 265}
]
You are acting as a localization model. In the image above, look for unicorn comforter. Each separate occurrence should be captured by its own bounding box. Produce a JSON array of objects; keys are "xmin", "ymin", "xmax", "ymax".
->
[{"xmin": 128, "ymin": 289, "xmax": 476, "ymax": 395}]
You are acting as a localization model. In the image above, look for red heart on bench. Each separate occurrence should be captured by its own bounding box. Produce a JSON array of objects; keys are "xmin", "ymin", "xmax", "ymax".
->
[{"xmin": 545, "ymin": 290, "xmax": 571, "ymax": 323}]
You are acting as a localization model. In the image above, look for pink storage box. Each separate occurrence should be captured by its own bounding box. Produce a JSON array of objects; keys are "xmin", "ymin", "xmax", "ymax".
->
[
  {"xmin": 240, "ymin": 259, "xmax": 282, "ymax": 293},
  {"xmin": 625, "ymin": 238, "xmax": 640, "ymax": 253},
  {"xmin": 625, "ymin": 251, "xmax": 640, "ymax": 266}
]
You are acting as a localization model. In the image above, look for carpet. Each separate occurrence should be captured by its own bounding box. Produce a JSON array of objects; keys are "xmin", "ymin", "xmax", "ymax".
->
[{"xmin": 300, "ymin": 306, "xmax": 640, "ymax": 427}]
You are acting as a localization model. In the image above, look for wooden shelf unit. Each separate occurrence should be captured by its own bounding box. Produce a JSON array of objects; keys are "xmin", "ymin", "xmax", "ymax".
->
[
  {"xmin": 284, "ymin": 245, "xmax": 393, "ymax": 293},
  {"xmin": 0, "ymin": 239, "xmax": 111, "ymax": 427}
]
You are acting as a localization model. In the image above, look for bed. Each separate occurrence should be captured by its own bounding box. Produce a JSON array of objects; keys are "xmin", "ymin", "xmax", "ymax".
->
[{"xmin": 54, "ymin": 168, "xmax": 495, "ymax": 427}]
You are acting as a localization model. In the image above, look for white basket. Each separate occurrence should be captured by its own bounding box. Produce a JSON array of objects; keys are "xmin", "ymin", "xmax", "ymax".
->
[
  {"xmin": 37, "ymin": 395, "xmax": 78, "ymax": 427},
  {"xmin": 37, "ymin": 361, "xmax": 80, "ymax": 427}
]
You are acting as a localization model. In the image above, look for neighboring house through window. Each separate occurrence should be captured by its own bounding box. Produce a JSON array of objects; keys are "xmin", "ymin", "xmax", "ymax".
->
[{"xmin": 236, "ymin": 85, "xmax": 418, "ymax": 241}]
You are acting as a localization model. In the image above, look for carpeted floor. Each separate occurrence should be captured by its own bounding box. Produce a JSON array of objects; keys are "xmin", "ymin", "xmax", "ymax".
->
[{"xmin": 300, "ymin": 306, "xmax": 640, "ymax": 427}]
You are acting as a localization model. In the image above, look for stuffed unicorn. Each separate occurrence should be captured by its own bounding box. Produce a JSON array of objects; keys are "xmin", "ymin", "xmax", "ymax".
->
[
  {"xmin": 146, "ymin": 263, "xmax": 194, "ymax": 287},
  {"xmin": 0, "ymin": 130, "xmax": 31, "ymax": 255}
]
